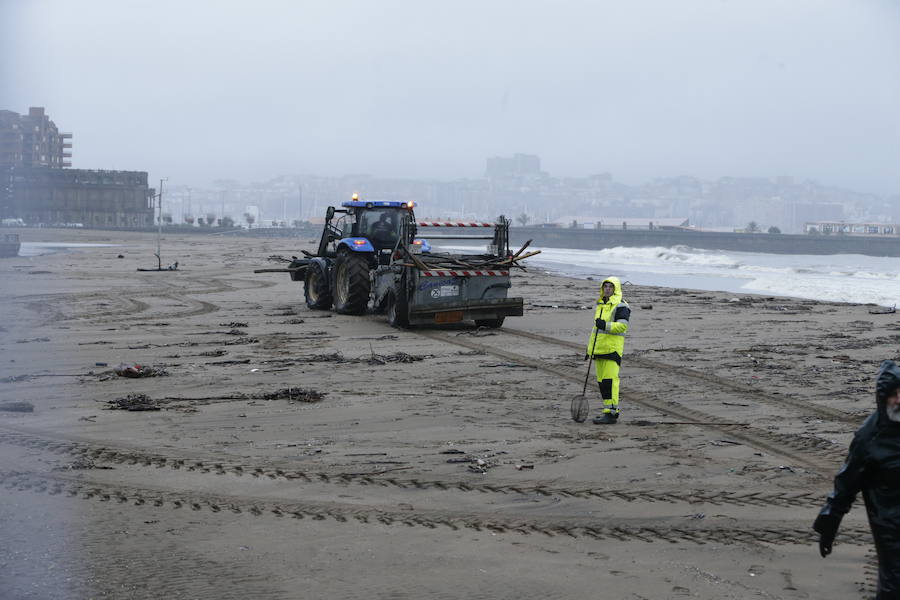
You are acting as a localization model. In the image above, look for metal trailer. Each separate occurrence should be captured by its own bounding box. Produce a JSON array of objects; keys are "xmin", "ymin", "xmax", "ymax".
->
[
  {"xmin": 372, "ymin": 218, "xmax": 523, "ymax": 327},
  {"xmin": 255, "ymin": 197, "xmax": 525, "ymax": 328}
]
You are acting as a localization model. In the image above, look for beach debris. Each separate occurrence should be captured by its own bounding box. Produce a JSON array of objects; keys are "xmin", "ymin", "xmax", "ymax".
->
[
  {"xmin": 869, "ymin": 304, "xmax": 896, "ymax": 315},
  {"xmin": 0, "ymin": 401, "xmax": 34, "ymax": 413},
  {"xmin": 258, "ymin": 388, "xmax": 324, "ymax": 402},
  {"xmin": 220, "ymin": 321, "xmax": 248, "ymax": 328},
  {"xmin": 105, "ymin": 393, "xmax": 162, "ymax": 411},
  {"xmin": 224, "ymin": 337, "xmax": 258, "ymax": 346},
  {"xmin": 194, "ymin": 327, "xmax": 248, "ymax": 335},
  {"xmin": 53, "ymin": 456, "xmax": 112, "ymax": 470},
  {"xmin": 640, "ymin": 304, "xmax": 653, "ymax": 310},
  {"xmin": 282, "ymin": 318, "xmax": 305, "ymax": 324},
  {"xmin": 198, "ymin": 350, "xmax": 227, "ymax": 357},
  {"xmin": 515, "ymin": 464, "xmax": 534, "ymax": 470},
  {"xmin": 280, "ymin": 351, "xmax": 432, "ymax": 365},
  {"xmin": 300, "ymin": 351, "xmax": 346, "ymax": 363},
  {"xmin": 266, "ymin": 309, "xmax": 299, "ymax": 317},
  {"xmin": 16, "ymin": 337, "xmax": 51, "ymax": 344},
  {"xmin": 206, "ymin": 359, "xmax": 251, "ymax": 366},
  {"xmin": 365, "ymin": 351, "xmax": 427, "ymax": 365},
  {"xmin": 113, "ymin": 363, "xmax": 169, "ymax": 378},
  {"xmin": 456, "ymin": 329, "xmax": 498, "ymax": 337},
  {"xmin": 161, "ymin": 387, "xmax": 325, "ymax": 404}
]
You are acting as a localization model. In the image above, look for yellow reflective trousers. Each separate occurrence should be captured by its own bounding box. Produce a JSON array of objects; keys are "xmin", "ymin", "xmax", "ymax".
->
[{"xmin": 594, "ymin": 359, "xmax": 619, "ymax": 414}]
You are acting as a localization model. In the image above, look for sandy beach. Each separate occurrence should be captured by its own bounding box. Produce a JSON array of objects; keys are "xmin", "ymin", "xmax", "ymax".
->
[{"xmin": 1, "ymin": 228, "xmax": 895, "ymax": 599}]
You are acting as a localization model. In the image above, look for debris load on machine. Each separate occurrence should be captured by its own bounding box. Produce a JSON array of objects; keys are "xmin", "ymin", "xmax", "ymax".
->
[{"xmin": 254, "ymin": 195, "xmax": 539, "ymax": 327}]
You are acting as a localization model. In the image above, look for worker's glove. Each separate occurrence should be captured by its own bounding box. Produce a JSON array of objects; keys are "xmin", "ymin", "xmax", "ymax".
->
[
  {"xmin": 595, "ymin": 318, "xmax": 606, "ymax": 330},
  {"xmin": 584, "ymin": 354, "xmax": 591, "ymax": 361},
  {"xmin": 813, "ymin": 513, "xmax": 841, "ymax": 558}
]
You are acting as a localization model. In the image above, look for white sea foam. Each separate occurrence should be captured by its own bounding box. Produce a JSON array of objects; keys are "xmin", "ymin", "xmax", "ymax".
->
[{"xmin": 436, "ymin": 243, "xmax": 900, "ymax": 306}]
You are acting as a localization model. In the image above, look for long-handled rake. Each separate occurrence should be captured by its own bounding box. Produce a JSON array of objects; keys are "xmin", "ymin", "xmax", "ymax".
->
[{"xmin": 571, "ymin": 327, "xmax": 599, "ymax": 422}]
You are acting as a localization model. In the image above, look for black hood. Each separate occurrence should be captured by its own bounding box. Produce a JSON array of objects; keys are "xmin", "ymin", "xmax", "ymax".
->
[{"xmin": 876, "ymin": 359, "xmax": 900, "ymax": 423}]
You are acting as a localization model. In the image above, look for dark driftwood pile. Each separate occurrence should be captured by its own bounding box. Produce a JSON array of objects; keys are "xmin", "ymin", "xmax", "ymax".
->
[{"xmin": 401, "ymin": 239, "xmax": 541, "ymax": 271}]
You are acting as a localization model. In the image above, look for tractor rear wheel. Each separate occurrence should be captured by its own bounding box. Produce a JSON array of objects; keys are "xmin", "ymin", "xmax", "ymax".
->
[
  {"xmin": 304, "ymin": 261, "xmax": 332, "ymax": 310},
  {"xmin": 386, "ymin": 273, "xmax": 409, "ymax": 328},
  {"xmin": 333, "ymin": 251, "xmax": 370, "ymax": 315},
  {"xmin": 474, "ymin": 317, "xmax": 505, "ymax": 329},
  {"xmin": 386, "ymin": 291, "xmax": 409, "ymax": 328}
]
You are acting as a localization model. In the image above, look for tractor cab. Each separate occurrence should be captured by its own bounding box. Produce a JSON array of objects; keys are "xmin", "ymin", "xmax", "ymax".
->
[
  {"xmin": 347, "ymin": 204, "xmax": 404, "ymax": 250},
  {"xmin": 317, "ymin": 198, "xmax": 417, "ymax": 264}
]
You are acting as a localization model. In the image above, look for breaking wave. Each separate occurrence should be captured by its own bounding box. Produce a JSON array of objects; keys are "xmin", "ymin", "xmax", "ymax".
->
[
  {"xmin": 527, "ymin": 245, "xmax": 900, "ymax": 307},
  {"xmin": 431, "ymin": 242, "xmax": 900, "ymax": 305}
]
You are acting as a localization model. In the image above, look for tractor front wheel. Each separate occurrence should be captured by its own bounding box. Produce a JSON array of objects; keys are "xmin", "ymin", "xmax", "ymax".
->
[
  {"xmin": 304, "ymin": 261, "xmax": 332, "ymax": 310},
  {"xmin": 333, "ymin": 251, "xmax": 371, "ymax": 315}
]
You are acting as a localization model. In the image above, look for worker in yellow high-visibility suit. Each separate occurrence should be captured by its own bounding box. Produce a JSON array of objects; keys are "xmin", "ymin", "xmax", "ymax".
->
[{"xmin": 585, "ymin": 277, "xmax": 630, "ymax": 424}]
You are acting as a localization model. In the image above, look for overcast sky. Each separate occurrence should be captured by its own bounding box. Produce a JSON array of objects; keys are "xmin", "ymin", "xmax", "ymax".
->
[{"xmin": 3, "ymin": 0, "xmax": 900, "ymax": 193}]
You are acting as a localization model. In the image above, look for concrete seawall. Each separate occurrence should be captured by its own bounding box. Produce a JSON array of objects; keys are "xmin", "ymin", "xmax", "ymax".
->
[{"xmin": 509, "ymin": 227, "xmax": 900, "ymax": 257}]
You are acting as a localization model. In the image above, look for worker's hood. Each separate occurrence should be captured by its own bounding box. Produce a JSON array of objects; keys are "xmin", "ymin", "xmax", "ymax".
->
[
  {"xmin": 599, "ymin": 276, "xmax": 623, "ymax": 304},
  {"xmin": 876, "ymin": 359, "xmax": 900, "ymax": 425}
]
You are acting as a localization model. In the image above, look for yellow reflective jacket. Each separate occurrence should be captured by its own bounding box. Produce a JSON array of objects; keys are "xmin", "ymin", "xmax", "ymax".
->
[{"xmin": 586, "ymin": 276, "xmax": 630, "ymax": 361}]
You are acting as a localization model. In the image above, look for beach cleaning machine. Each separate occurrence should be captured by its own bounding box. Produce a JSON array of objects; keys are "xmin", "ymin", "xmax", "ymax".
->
[{"xmin": 256, "ymin": 196, "xmax": 539, "ymax": 327}]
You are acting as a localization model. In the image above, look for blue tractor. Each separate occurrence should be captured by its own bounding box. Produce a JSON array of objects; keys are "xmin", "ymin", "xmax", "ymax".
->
[{"xmin": 291, "ymin": 197, "xmax": 421, "ymax": 315}]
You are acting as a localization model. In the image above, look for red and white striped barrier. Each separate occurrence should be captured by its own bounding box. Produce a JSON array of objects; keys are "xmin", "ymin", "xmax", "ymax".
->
[
  {"xmin": 417, "ymin": 221, "xmax": 494, "ymax": 227},
  {"xmin": 419, "ymin": 270, "xmax": 509, "ymax": 277}
]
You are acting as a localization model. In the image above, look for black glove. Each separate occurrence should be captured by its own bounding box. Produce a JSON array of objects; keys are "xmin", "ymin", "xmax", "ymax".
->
[
  {"xmin": 595, "ymin": 318, "xmax": 606, "ymax": 330},
  {"xmin": 813, "ymin": 513, "xmax": 841, "ymax": 558},
  {"xmin": 584, "ymin": 354, "xmax": 591, "ymax": 361}
]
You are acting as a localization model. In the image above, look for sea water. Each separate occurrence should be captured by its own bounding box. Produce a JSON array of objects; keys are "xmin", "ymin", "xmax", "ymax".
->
[{"xmin": 437, "ymin": 244, "xmax": 900, "ymax": 307}]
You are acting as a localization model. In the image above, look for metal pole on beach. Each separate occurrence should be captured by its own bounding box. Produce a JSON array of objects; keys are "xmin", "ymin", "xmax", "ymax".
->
[{"xmin": 157, "ymin": 178, "xmax": 166, "ymax": 270}]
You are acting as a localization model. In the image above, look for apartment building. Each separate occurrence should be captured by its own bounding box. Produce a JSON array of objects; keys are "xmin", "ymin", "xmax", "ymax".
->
[{"xmin": 0, "ymin": 107, "xmax": 71, "ymax": 169}]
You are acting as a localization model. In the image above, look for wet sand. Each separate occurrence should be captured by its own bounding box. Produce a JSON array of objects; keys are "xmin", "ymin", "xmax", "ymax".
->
[{"xmin": 0, "ymin": 228, "xmax": 894, "ymax": 599}]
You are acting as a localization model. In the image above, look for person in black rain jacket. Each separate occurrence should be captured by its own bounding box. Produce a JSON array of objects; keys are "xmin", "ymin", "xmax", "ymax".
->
[{"xmin": 814, "ymin": 359, "xmax": 900, "ymax": 599}]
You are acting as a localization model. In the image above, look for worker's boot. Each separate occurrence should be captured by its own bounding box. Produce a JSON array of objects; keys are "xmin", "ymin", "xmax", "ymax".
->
[{"xmin": 592, "ymin": 411, "xmax": 619, "ymax": 425}]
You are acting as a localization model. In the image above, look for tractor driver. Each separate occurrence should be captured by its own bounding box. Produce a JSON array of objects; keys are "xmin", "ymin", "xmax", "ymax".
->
[{"xmin": 370, "ymin": 212, "xmax": 398, "ymax": 248}]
